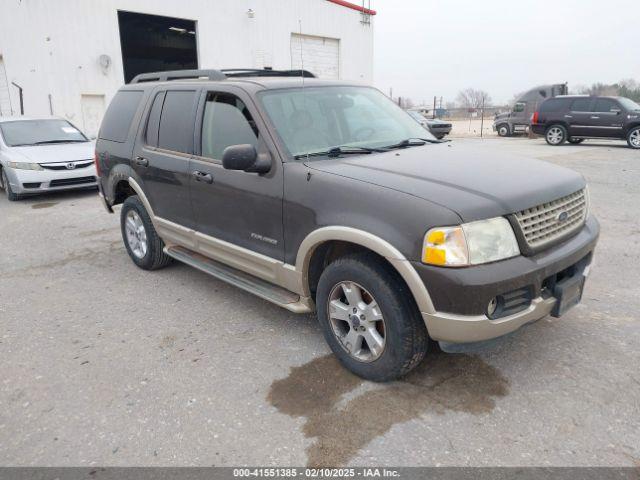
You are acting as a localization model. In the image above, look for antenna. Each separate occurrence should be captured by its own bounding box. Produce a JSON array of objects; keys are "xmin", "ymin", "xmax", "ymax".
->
[{"xmin": 298, "ymin": 19, "xmax": 305, "ymax": 88}]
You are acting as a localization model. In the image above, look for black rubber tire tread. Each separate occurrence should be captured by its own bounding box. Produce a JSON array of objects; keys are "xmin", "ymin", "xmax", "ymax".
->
[
  {"xmin": 1, "ymin": 169, "xmax": 20, "ymax": 201},
  {"xmin": 316, "ymin": 251, "xmax": 429, "ymax": 382},
  {"xmin": 627, "ymin": 127, "xmax": 640, "ymax": 149},
  {"xmin": 120, "ymin": 195, "xmax": 172, "ymax": 271},
  {"xmin": 545, "ymin": 124, "xmax": 568, "ymax": 146},
  {"xmin": 497, "ymin": 124, "xmax": 510, "ymax": 137}
]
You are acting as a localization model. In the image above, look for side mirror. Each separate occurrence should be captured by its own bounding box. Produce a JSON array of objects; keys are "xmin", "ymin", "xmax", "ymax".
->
[{"xmin": 222, "ymin": 144, "xmax": 271, "ymax": 174}]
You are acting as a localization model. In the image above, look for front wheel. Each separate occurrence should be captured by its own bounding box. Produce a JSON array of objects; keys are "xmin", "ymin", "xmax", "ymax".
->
[
  {"xmin": 627, "ymin": 127, "xmax": 640, "ymax": 149},
  {"xmin": 120, "ymin": 195, "xmax": 172, "ymax": 270},
  {"xmin": 1, "ymin": 168, "xmax": 20, "ymax": 201},
  {"xmin": 545, "ymin": 124, "xmax": 567, "ymax": 145},
  {"xmin": 316, "ymin": 253, "xmax": 429, "ymax": 382},
  {"xmin": 497, "ymin": 124, "xmax": 510, "ymax": 137}
]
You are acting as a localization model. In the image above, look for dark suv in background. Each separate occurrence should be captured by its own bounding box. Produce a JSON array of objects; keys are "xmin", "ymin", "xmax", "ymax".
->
[
  {"xmin": 95, "ymin": 69, "xmax": 599, "ymax": 381},
  {"xmin": 531, "ymin": 95, "xmax": 640, "ymax": 148}
]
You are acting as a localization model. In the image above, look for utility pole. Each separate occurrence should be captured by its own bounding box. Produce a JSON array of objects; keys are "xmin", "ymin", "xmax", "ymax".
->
[
  {"xmin": 433, "ymin": 96, "xmax": 436, "ymax": 119},
  {"xmin": 480, "ymin": 95, "xmax": 485, "ymax": 138}
]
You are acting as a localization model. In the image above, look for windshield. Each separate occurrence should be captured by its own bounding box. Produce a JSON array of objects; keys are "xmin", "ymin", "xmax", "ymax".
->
[
  {"xmin": 407, "ymin": 110, "xmax": 426, "ymax": 122},
  {"xmin": 0, "ymin": 119, "xmax": 88, "ymax": 147},
  {"xmin": 259, "ymin": 86, "xmax": 436, "ymax": 158},
  {"xmin": 618, "ymin": 97, "xmax": 640, "ymax": 111}
]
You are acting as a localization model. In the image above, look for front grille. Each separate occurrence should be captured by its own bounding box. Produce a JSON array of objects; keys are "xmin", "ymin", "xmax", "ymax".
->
[
  {"xmin": 514, "ymin": 189, "xmax": 587, "ymax": 250},
  {"xmin": 49, "ymin": 176, "xmax": 96, "ymax": 187},
  {"xmin": 40, "ymin": 160, "xmax": 94, "ymax": 171}
]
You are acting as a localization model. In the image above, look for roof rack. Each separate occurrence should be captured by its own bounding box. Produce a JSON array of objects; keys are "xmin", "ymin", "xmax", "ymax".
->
[
  {"xmin": 129, "ymin": 68, "xmax": 315, "ymax": 84},
  {"xmin": 221, "ymin": 68, "xmax": 316, "ymax": 78}
]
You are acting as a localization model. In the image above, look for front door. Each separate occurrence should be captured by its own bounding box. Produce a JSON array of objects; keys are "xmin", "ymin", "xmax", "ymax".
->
[
  {"xmin": 189, "ymin": 87, "xmax": 284, "ymax": 261},
  {"xmin": 133, "ymin": 88, "xmax": 199, "ymax": 229},
  {"xmin": 589, "ymin": 98, "xmax": 625, "ymax": 138}
]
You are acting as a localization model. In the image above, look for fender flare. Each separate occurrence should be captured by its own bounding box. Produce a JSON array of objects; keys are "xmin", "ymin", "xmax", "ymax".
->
[{"xmin": 295, "ymin": 226, "xmax": 436, "ymax": 314}]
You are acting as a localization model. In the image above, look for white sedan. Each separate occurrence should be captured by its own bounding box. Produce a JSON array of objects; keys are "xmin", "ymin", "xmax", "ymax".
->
[{"xmin": 0, "ymin": 117, "xmax": 97, "ymax": 201}]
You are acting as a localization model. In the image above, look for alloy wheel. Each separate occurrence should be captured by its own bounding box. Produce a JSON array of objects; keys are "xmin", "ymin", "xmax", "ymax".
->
[
  {"xmin": 630, "ymin": 129, "xmax": 640, "ymax": 148},
  {"xmin": 124, "ymin": 210, "xmax": 148, "ymax": 259},
  {"xmin": 327, "ymin": 281, "xmax": 386, "ymax": 362},
  {"xmin": 546, "ymin": 127, "xmax": 564, "ymax": 145}
]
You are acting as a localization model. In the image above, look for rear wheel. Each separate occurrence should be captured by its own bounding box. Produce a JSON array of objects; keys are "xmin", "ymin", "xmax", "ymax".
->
[
  {"xmin": 120, "ymin": 195, "xmax": 172, "ymax": 270},
  {"xmin": 545, "ymin": 124, "xmax": 567, "ymax": 145},
  {"xmin": 316, "ymin": 252, "xmax": 429, "ymax": 382},
  {"xmin": 568, "ymin": 138, "xmax": 585, "ymax": 144},
  {"xmin": 1, "ymin": 168, "xmax": 20, "ymax": 201},
  {"xmin": 497, "ymin": 124, "xmax": 510, "ymax": 137},
  {"xmin": 627, "ymin": 127, "xmax": 640, "ymax": 149}
]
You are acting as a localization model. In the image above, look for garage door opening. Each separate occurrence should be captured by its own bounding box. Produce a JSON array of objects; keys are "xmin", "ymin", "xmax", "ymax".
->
[{"xmin": 118, "ymin": 11, "xmax": 198, "ymax": 84}]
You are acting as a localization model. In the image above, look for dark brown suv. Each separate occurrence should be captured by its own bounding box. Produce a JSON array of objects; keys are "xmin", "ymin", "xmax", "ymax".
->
[
  {"xmin": 96, "ymin": 69, "xmax": 599, "ymax": 381},
  {"xmin": 531, "ymin": 95, "xmax": 640, "ymax": 148}
]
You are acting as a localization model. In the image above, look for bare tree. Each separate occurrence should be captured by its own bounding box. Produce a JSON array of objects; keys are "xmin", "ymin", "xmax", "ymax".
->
[{"xmin": 456, "ymin": 88, "xmax": 492, "ymax": 109}]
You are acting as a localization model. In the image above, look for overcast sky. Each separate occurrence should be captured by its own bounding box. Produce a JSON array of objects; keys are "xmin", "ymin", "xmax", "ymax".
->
[{"xmin": 373, "ymin": 0, "xmax": 639, "ymax": 106}]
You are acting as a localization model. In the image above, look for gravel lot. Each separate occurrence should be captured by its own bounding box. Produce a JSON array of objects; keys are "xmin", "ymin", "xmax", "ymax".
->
[{"xmin": 1, "ymin": 137, "xmax": 639, "ymax": 467}]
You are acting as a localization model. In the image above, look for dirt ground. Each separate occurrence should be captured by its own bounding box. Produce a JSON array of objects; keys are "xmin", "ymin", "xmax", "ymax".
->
[{"xmin": 1, "ymin": 137, "xmax": 639, "ymax": 467}]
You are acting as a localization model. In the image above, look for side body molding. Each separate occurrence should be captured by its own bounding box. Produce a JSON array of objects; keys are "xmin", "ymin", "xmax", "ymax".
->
[
  {"xmin": 295, "ymin": 226, "xmax": 436, "ymax": 315},
  {"xmin": 126, "ymin": 179, "xmax": 436, "ymax": 317}
]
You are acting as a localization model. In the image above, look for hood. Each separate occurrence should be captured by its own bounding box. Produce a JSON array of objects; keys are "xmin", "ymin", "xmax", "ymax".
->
[
  {"xmin": 8, "ymin": 142, "xmax": 94, "ymax": 164},
  {"xmin": 305, "ymin": 142, "xmax": 585, "ymax": 222},
  {"xmin": 494, "ymin": 112, "xmax": 510, "ymax": 121}
]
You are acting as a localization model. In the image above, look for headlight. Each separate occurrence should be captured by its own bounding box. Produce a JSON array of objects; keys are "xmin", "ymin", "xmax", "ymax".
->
[
  {"xmin": 422, "ymin": 217, "xmax": 520, "ymax": 267},
  {"xmin": 7, "ymin": 161, "xmax": 43, "ymax": 171}
]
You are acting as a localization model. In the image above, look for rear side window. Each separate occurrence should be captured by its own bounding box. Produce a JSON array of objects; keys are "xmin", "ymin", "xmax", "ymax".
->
[
  {"xmin": 158, "ymin": 91, "xmax": 197, "ymax": 153},
  {"xmin": 570, "ymin": 98, "xmax": 593, "ymax": 112},
  {"xmin": 100, "ymin": 90, "xmax": 143, "ymax": 142},
  {"xmin": 201, "ymin": 93, "xmax": 259, "ymax": 160},
  {"xmin": 593, "ymin": 98, "xmax": 619, "ymax": 113},
  {"xmin": 145, "ymin": 92, "xmax": 165, "ymax": 147},
  {"xmin": 539, "ymin": 99, "xmax": 565, "ymax": 113}
]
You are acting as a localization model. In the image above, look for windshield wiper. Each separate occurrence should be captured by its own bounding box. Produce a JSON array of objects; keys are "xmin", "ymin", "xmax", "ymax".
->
[
  {"xmin": 380, "ymin": 137, "xmax": 442, "ymax": 150},
  {"xmin": 33, "ymin": 139, "xmax": 86, "ymax": 145},
  {"xmin": 294, "ymin": 145, "xmax": 384, "ymax": 159}
]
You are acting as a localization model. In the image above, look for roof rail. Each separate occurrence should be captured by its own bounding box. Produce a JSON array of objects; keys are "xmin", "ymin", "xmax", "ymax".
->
[
  {"xmin": 221, "ymin": 68, "xmax": 316, "ymax": 78},
  {"xmin": 130, "ymin": 69, "xmax": 226, "ymax": 84},
  {"xmin": 129, "ymin": 68, "xmax": 316, "ymax": 84}
]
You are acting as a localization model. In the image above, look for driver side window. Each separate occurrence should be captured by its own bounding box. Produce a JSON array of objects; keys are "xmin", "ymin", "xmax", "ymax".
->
[{"xmin": 201, "ymin": 92, "xmax": 259, "ymax": 160}]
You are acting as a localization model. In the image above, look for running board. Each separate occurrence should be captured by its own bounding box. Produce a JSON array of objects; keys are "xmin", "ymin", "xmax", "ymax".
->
[{"xmin": 164, "ymin": 245, "xmax": 313, "ymax": 313}]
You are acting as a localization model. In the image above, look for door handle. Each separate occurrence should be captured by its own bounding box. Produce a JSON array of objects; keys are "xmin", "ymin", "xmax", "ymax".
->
[
  {"xmin": 564, "ymin": 115, "xmax": 573, "ymax": 118},
  {"xmin": 590, "ymin": 116, "xmax": 600, "ymax": 119},
  {"xmin": 134, "ymin": 156, "xmax": 149, "ymax": 167},
  {"xmin": 192, "ymin": 171, "xmax": 214, "ymax": 184}
]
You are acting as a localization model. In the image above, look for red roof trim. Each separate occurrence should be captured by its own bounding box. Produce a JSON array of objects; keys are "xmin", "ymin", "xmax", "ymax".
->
[{"xmin": 326, "ymin": 0, "xmax": 377, "ymax": 15}]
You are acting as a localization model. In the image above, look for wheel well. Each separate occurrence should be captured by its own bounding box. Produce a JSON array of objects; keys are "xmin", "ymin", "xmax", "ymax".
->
[
  {"xmin": 307, "ymin": 240, "xmax": 398, "ymax": 301},
  {"xmin": 113, "ymin": 180, "xmax": 135, "ymax": 206},
  {"xmin": 546, "ymin": 122, "xmax": 569, "ymax": 132}
]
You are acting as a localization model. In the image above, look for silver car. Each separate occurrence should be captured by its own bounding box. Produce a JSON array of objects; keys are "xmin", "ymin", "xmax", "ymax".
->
[{"xmin": 0, "ymin": 117, "xmax": 97, "ymax": 201}]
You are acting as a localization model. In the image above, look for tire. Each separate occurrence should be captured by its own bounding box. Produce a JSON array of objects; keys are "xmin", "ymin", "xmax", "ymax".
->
[
  {"xmin": 497, "ymin": 124, "xmax": 510, "ymax": 137},
  {"xmin": 1, "ymin": 168, "xmax": 20, "ymax": 201},
  {"xmin": 568, "ymin": 138, "xmax": 584, "ymax": 145},
  {"xmin": 316, "ymin": 252, "xmax": 429, "ymax": 382},
  {"xmin": 120, "ymin": 195, "xmax": 172, "ymax": 270},
  {"xmin": 627, "ymin": 126, "xmax": 640, "ymax": 149},
  {"xmin": 545, "ymin": 124, "xmax": 567, "ymax": 146}
]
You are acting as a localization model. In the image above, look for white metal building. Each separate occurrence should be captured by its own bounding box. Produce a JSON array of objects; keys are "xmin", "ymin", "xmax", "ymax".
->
[{"xmin": 0, "ymin": 0, "xmax": 375, "ymax": 137}]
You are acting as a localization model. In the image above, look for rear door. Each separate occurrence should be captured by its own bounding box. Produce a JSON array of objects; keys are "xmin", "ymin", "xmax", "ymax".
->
[
  {"xmin": 566, "ymin": 97, "xmax": 596, "ymax": 137},
  {"xmin": 133, "ymin": 87, "xmax": 199, "ymax": 228},
  {"xmin": 590, "ymin": 98, "xmax": 625, "ymax": 138},
  {"xmin": 189, "ymin": 86, "xmax": 284, "ymax": 260}
]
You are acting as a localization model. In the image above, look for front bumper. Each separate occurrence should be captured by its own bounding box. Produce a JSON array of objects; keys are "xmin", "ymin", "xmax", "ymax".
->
[
  {"xmin": 416, "ymin": 215, "xmax": 599, "ymax": 343},
  {"xmin": 4, "ymin": 165, "xmax": 97, "ymax": 194}
]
